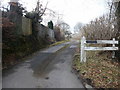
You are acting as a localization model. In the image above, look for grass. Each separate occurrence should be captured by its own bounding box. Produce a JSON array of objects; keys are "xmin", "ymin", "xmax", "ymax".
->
[
  {"xmin": 73, "ymin": 50, "xmax": 120, "ymax": 88},
  {"xmin": 49, "ymin": 40, "xmax": 69, "ymax": 47}
]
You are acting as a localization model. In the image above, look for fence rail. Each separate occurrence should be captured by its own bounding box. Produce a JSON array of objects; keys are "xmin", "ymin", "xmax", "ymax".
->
[
  {"xmin": 84, "ymin": 47, "xmax": 118, "ymax": 51},
  {"xmin": 80, "ymin": 36, "xmax": 119, "ymax": 62},
  {"xmin": 85, "ymin": 40, "xmax": 118, "ymax": 44}
]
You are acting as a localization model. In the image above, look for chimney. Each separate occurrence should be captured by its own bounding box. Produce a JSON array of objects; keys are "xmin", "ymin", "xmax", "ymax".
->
[{"xmin": 10, "ymin": 0, "xmax": 19, "ymax": 2}]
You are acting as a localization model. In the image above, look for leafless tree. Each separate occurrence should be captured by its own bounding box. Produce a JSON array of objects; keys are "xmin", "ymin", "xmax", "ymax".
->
[
  {"xmin": 79, "ymin": 1, "xmax": 118, "ymax": 40},
  {"xmin": 74, "ymin": 22, "xmax": 83, "ymax": 34},
  {"xmin": 56, "ymin": 21, "xmax": 70, "ymax": 32},
  {"xmin": 35, "ymin": 0, "xmax": 48, "ymax": 18}
]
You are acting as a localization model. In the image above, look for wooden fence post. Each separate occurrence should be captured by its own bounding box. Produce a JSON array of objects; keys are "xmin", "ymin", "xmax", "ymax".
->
[
  {"xmin": 81, "ymin": 36, "xmax": 86, "ymax": 62},
  {"xmin": 112, "ymin": 38, "xmax": 115, "ymax": 58}
]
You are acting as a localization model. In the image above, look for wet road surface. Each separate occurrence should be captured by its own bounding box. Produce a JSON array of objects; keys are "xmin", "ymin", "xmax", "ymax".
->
[{"xmin": 3, "ymin": 41, "xmax": 84, "ymax": 88}]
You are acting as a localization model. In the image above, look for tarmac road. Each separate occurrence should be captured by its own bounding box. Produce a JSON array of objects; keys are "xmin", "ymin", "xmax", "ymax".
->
[{"xmin": 3, "ymin": 41, "xmax": 84, "ymax": 88}]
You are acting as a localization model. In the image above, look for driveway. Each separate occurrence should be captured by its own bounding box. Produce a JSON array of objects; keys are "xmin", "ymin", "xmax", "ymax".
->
[{"xmin": 3, "ymin": 41, "xmax": 84, "ymax": 88}]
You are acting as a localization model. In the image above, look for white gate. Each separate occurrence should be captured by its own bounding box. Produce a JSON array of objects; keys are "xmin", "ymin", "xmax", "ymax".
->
[{"xmin": 81, "ymin": 36, "xmax": 119, "ymax": 62}]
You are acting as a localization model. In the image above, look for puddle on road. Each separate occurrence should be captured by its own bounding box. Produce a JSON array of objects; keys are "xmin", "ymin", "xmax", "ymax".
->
[
  {"xmin": 31, "ymin": 45, "xmax": 76, "ymax": 79},
  {"xmin": 32, "ymin": 64, "xmax": 58, "ymax": 79}
]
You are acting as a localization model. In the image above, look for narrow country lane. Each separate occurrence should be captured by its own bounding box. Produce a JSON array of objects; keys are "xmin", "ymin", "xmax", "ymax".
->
[{"xmin": 3, "ymin": 41, "xmax": 84, "ymax": 88}]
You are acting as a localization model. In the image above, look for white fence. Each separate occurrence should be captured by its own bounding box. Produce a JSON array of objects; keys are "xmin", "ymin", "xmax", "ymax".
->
[{"xmin": 81, "ymin": 36, "xmax": 119, "ymax": 62}]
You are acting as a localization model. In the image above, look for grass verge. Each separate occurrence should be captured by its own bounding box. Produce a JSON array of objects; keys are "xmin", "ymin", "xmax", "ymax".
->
[
  {"xmin": 73, "ymin": 50, "xmax": 120, "ymax": 88},
  {"xmin": 49, "ymin": 40, "xmax": 69, "ymax": 47}
]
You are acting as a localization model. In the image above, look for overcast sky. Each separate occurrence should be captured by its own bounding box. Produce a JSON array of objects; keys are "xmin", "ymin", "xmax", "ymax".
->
[{"xmin": 1, "ymin": 0, "xmax": 110, "ymax": 32}]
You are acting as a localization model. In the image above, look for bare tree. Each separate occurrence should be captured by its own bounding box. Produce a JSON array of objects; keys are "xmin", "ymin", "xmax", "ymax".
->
[
  {"xmin": 34, "ymin": 0, "xmax": 48, "ymax": 22},
  {"xmin": 25, "ymin": 0, "xmax": 48, "ymax": 23},
  {"xmin": 35, "ymin": 0, "xmax": 48, "ymax": 18},
  {"xmin": 80, "ymin": 14, "xmax": 118, "ymax": 40},
  {"xmin": 74, "ymin": 22, "xmax": 83, "ymax": 33},
  {"xmin": 79, "ymin": 1, "xmax": 118, "ymax": 40},
  {"xmin": 54, "ymin": 21, "xmax": 70, "ymax": 40},
  {"xmin": 57, "ymin": 21, "xmax": 70, "ymax": 32}
]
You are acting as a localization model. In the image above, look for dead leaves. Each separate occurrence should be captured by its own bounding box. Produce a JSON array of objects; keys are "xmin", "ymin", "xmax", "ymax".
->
[{"xmin": 73, "ymin": 51, "xmax": 120, "ymax": 88}]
